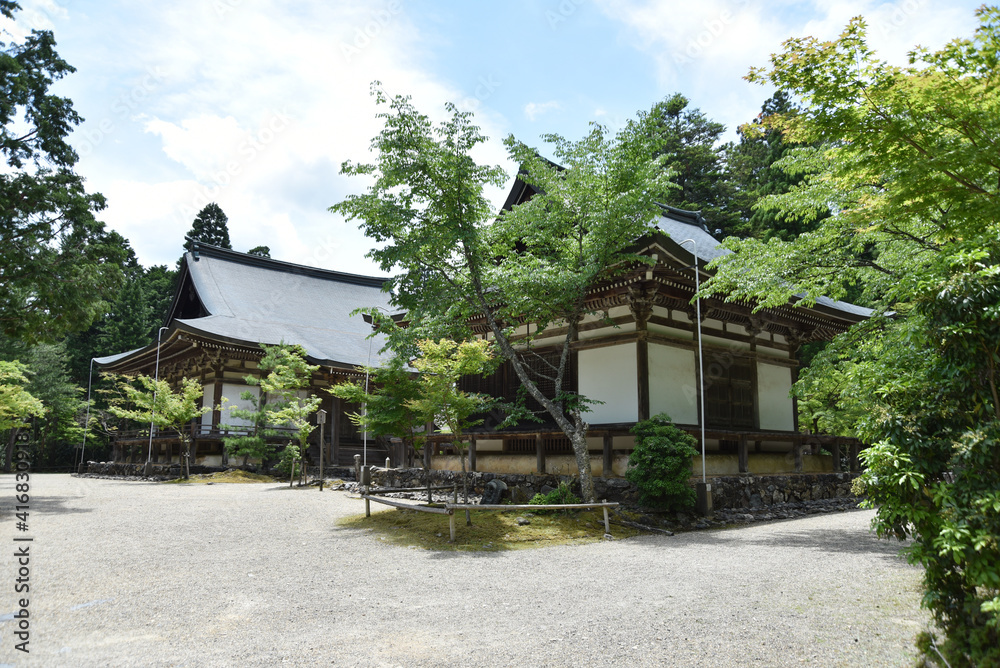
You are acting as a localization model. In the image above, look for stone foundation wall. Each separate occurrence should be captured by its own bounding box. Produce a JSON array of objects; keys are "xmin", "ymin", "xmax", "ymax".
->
[
  {"xmin": 370, "ymin": 467, "xmax": 859, "ymax": 510},
  {"xmin": 709, "ymin": 473, "xmax": 859, "ymax": 509}
]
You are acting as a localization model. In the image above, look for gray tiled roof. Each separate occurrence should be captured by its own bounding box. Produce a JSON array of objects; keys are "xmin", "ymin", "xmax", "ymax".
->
[
  {"xmin": 655, "ymin": 208, "xmax": 874, "ymax": 320},
  {"xmin": 177, "ymin": 247, "xmax": 395, "ymax": 367}
]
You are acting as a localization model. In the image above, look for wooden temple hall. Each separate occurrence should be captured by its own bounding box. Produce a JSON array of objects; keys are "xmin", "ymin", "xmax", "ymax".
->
[
  {"xmin": 426, "ymin": 185, "xmax": 873, "ymax": 478},
  {"xmin": 95, "ymin": 182, "xmax": 870, "ymax": 478},
  {"xmin": 94, "ymin": 243, "xmax": 398, "ymax": 468}
]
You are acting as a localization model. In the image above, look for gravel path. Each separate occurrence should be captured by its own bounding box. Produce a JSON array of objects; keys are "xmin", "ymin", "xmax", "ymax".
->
[{"xmin": 1, "ymin": 474, "xmax": 928, "ymax": 667}]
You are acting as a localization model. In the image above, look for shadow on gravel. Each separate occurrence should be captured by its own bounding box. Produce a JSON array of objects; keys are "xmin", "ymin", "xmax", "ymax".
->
[
  {"xmin": 10, "ymin": 495, "xmax": 93, "ymax": 516},
  {"xmin": 692, "ymin": 525, "xmax": 910, "ymax": 561}
]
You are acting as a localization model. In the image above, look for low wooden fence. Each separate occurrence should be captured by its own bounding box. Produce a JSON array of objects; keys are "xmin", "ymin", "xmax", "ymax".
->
[{"xmin": 360, "ymin": 490, "xmax": 618, "ymax": 542}]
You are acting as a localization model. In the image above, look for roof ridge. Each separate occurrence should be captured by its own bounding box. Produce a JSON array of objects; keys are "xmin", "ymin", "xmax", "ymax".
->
[{"xmin": 187, "ymin": 240, "xmax": 390, "ymax": 288}]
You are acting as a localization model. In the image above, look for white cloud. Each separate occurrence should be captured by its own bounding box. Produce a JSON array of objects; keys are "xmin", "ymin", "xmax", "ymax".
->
[
  {"xmin": 58, "ymin": 0, "xmax": 516, "ymax": 275},
  {"xmin": 524, "ymin": 101, "xmax": 562, "ymax": 121},
  {"xmin": 595, "ymin": 0, "xmax": 982, "ymax": 139}
]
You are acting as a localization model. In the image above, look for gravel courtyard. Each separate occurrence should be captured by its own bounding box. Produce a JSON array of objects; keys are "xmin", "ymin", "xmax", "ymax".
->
[{"xmin": 1, "ymin": 474, "xmax": 928, "ymax": 667}]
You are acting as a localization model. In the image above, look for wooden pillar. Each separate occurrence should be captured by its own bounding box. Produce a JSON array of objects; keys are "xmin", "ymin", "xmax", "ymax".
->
[
  {"xmin": 535, "ymin": 433, "xmax": 545, "ymax": 474},
  {"xmin": 469, "ymin": 437, "xmax": 477, "ymax": 472},
  {"xmin": 831, "ymin": 441, "xmax": 841, "ymax": 472},
  {"xmin": 602, "ymin": 433, "xmax": 613, "ymax": 478},
  {"xmin": 636, "ymin": 332, "xmax": 650, "ymax": 422},
  {"xmin": 190, "ymin": 439, "xmax": 199, "ymax": 467},
  {"xmin": 849, "ymin": 443, "xmax": 860, "ymax": 473},
  {"xmin": 793, "ymin": 441, "xmax": 803, "ymax": 473},
  {"xmin": 630, "ymin": 289, "xmax": 652, "ymax": 422},
  {"xmin": 211, "ymin": 376, "xmax": 224, "ymax": 434},
  {"xmin": 738, "ymin": 433, "xmax": 749, "ymax": 474},
  {"xmin": 331, "ymin": 396, "xmax": 341, "ymax": 466}
]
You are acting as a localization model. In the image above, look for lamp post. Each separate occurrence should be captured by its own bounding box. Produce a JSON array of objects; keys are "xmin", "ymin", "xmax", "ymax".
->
[
  {"xmin": 145, "ymin": 326, "xmax": 169, "ymax": 477},
  {"xmin": 678, "ymin": 239, "xmax": 711, "ymax": 515},
  {"xmin": 316, "ymin": 408, "xmax": 327, "ymax": 490}
]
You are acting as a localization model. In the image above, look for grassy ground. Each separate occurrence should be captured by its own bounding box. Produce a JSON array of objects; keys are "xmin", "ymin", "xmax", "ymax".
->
[{"xmin": 339, "ymin": 505, "xmax": 643, "ymax": 552}]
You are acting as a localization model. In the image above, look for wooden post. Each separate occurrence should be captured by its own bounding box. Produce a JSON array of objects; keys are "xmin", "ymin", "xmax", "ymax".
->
[
  {"xmin": 449, "ymin": 512, "xmax": 456, "ymax": 542},
  {"xmin": 331, "ymin": 396, "xmax": 341, "ymax": 466},
  {"xmin": 850, "ymin": 443, "xmax": 860, "ymax": 473},
  {"xmin": 738, "ymin": 433, "xmax": 749, "ymax": 474},
  {"xmin": 831, "ymin": 441, "xmax": 841, "ymax": 472},
  {"xmin": 603, "ymin": 434, "xmax": 613, "ymax": 478},
  {"xmin": 603, "ymin": 505, "xmax": 610, "ymax": 534},
  {"xmin": 535, "ymin": 433, "xmax": 545, "ymax": 474},
  {"xmin": 793, "ymin": 442, "xmax": 803, "ymax": 473},
  {"xmin": 636, "ymin": 333, "xmax": 650, "ymax": 422},
  {"xmin": 469, "ymin": 437, "xmax": 477, "ymax": 472},
  {"xmin": 211, "ymin": 377, "xmax": 224, "ymax": 434}
]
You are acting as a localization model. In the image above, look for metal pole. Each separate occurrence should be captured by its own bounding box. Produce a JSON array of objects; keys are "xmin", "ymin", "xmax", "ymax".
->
[
  {"xmin": 679, "ymin": 239, "xmax": 706, "ymax": 483},
  {"xmin": 79, "ymin": 357, "xmax": 96, "ymax": 472},
  {"xmin": 147, "ymin": 326, "xmax": 170, "ymax": 465},
  {"xmin": 363, "ymin": 333, "xmax": 373, "ymax": 467}
]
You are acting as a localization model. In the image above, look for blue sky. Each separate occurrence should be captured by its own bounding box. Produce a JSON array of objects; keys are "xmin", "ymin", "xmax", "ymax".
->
[{"xmin": 2, "ymin": 0, "xmax": 985, "ymax": 276}]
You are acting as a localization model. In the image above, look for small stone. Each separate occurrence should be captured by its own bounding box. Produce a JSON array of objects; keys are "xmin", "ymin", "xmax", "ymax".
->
[{"xmin": 516, "ymin": 517, "xmax": 530, "ymax": 526}]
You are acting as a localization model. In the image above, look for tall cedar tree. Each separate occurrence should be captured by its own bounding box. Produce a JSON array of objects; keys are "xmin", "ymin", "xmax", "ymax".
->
[
  {"xmin": 725, "ymin": 91, "xmax": 825, "ymax": 241},
  {"xmin": 0, "ymin": 1, "xmax": 127, "ymax": 343},
  {"xmin": 332, "ymin": 85, "xmax": 673, "ymax": 502},
  {"xmin": 639, "ymin": 93, "xmax": 737, "ymax": 235},
  {"xmin": 703, "ymin": 9, "xmax": 1000, "ymax": 663},
  {"xmin": 184, "ymin": 203, "xmax": 232, "ymax": 252}
]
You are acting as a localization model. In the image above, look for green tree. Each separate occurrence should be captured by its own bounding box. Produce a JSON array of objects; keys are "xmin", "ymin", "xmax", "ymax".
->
[
  {"xmin": 330, "ymin": 346, "xmax": 429, "ymax": 481},
  {"xmin": 247, "ymin": 245, "xmax": 270, "ymax": 257},
  {"xmin": 703, "ymin": 8, "xmax": 1000, "ymax": 663},
  {"xmin": 406, "ymin": 338, "xmax": 493, "ymax": 517},
  {"xmin": 183, "ymin": 202, "xmax": 231, "ymax": 252},
  {"xmin": 725, "ymin": 91, "xmax": 824, "ymax": 241},
  {"xmin": 332, "ymin": 85, "xmax": 673, "ymax": 502},
  {"xmin": 222, "ymin": 343, "xmax": 318, "ymax": 471},
  {"xmin": 0, "ymin": 359, "xmax": 45, "ymax": 470},
  {"xmin": 108, "ymin": 375, "xmax": 209, "ymax": 479},
  {"xmin": 639, "ymin": 93, "xmax": 736, "ymax": 234},
  {"xmin": 0, "ymin": 1, "xmax": 127, "ymax": 343},
  {"xmin": 0, "ymin": 339, "xmax": 85, "ymax": 471}
]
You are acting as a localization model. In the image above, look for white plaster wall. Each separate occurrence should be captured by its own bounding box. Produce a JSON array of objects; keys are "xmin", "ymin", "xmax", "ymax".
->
[
  {"xmin": 222, "ymin": 384, "xmax": 259, "ymax": 429},
  {"xmin": 649, "ymin": 344, "xmax": 698, "ymax": 424},
  {"xmin": 757, "ymin": 362, "xmax": 795, "ymax": 431},
  {"xmin": 578, "ymin": 343, "xmax": 637, "ymax": 424}
]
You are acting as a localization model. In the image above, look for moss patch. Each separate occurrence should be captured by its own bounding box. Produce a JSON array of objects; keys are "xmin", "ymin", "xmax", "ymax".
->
[
  {"xmin": 162, "ymin": 469, "xmax": 279, "ymax": 484},
  {"xmin": 339, "ymin": 505, "xmax": 644, "ymax": 552}
]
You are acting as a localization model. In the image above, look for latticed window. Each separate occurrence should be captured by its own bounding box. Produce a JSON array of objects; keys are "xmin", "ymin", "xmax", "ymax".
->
[
  {"xmin": 459, "ymin": 348, "xmax": 578, "ymax": 425},
  {"xmin": 704, "ymin": 356, "xmax": 756, "ymax": 429}
]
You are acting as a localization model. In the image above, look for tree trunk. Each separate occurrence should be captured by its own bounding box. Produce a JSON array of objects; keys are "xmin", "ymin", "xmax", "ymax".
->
[
  {"xmin": 570, "ymin": 431, "xmax": 595, "ymax": 503},
  {"xmin": 4, "ymin": 429, "xmax": 17, "ymax": 473},
  {"xmin": 459, "ymin": 442, "xmax": 471, "ymax": 525}
]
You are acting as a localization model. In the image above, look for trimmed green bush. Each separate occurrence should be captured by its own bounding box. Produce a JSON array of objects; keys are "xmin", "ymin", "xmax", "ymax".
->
[
  {"xmin": 627, "ymin": 413, "xmax": 698, "ymax": 510},
  {"xmin": 528, "ymin": 482, "xmax": 581, "ymax": 514}
]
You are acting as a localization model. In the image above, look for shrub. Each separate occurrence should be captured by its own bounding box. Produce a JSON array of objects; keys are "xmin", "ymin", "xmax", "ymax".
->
[
  {"xmin": 275, "ymin": 444, "xmax": 301, "ymax": 476},
  {"xmin": 627, "ymin": 413, "xmax": 698, "ymax": 510},
  {"xmin": 528, "ymin": 482, "xmax": 581, "ymax": 514}
]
